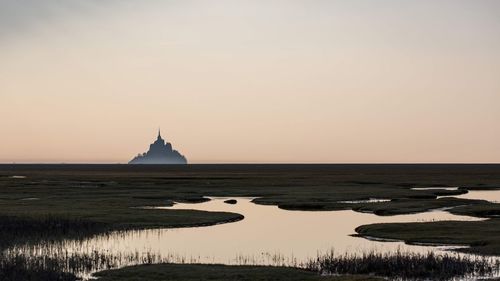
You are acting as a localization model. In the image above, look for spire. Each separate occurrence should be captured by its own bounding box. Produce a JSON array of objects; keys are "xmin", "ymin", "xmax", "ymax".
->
[{"xmin": 157, "ymin": 127, "xmax": 162, "ymax": 140}]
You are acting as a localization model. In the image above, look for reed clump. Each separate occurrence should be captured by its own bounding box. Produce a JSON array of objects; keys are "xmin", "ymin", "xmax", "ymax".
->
[
  {"xmin": 0, "ymin": 254, "xmax": 78, "ymax": 281},
  {"xmin": 1, "ymin": 249, "xmax": 499, "ymax": 281},
  {"xmin": 1, "ymin": 249, "xmax": 175, "ymax": 280},
  {"xmin": 307, "ymin": 250, "xmax": 500, "ymax": 280}
]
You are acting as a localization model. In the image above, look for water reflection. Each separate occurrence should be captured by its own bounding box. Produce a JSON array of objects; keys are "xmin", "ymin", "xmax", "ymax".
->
[
  {"xmin": 6, "ymin": 190, "xmax": 500, "ymax": 279},
  {"xmin": 19, "ymin": 197, "xmax": 40, "ymax": 201},
  {"xmin": 337, "ymin": 198, "xmax": 391, "ymax": 203},
  {"xmin": 9, "ymin": 175, "xmax": 26, "ymax": 179},
  {"xmin": 437, "ymin": 189, "xmax": 500, "ymax": 203},
  {"xmin": 412, "ymin": 187, "xmax": 459, "ymax": 191},
  {"xmin": 454, "ymin": 190, "xmax": 500, "ymax": 203},
  {"xmin": 13, "ymin": 198, "xmax": 485, "ymax": 270}
]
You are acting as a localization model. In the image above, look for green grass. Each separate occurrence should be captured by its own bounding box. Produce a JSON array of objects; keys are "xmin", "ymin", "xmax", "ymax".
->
[
  {"xmin": 94, "ymin": 264, "xmax": 382, "ymax": 281},
  {"xmin": 355, "ymin": 219, "xmax": 500, "ymax": 255},
  {"xmin": 0, "ymin": 164, "xmax": 499, "ymax": 254},
  {"xmin": 450, "ymin": 203, "xmax": 500, "ymax": 218}
]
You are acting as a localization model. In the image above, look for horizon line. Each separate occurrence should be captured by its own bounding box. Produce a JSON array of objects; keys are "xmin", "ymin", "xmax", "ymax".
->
[{"xmin": 1, "ymin": 162, "xmax": 500, "ymax": 165}]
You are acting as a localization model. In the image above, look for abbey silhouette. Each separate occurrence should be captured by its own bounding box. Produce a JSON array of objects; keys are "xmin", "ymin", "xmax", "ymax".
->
[{"xmin": 129, "ymin": 129, "xmax": 187, "ymax": 164}]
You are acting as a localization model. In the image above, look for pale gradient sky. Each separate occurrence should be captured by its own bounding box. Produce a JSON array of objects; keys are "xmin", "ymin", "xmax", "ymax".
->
[{"xmin": 0, "ymin": 0, "xmax": 499, "ymax": 163}]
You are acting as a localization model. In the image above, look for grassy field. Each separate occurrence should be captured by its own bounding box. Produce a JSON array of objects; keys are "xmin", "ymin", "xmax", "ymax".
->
[
  {"xmin": 94, "ymin": 264, "xmax": 383, "ymax": 281},
  {"xmin": 0, "ymin": 164, "xmax": 499, "ymax": 254},
  {"xmin": 355, "ymin": 219, "xmax": 500, "ymax": 255}
]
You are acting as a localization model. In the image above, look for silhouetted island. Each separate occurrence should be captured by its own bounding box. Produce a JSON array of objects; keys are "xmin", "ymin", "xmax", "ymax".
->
[{"xmin": 129, "ymin": 130, "xmax": 187, "ymax": 164}]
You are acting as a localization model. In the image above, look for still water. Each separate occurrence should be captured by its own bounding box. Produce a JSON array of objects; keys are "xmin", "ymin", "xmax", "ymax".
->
[
  {"xmin": 7, "ymin": 190, "xmax": 500, "ymax": 278},
  {"xmin": 454, "ymin": 190, "xmax": 500, "ymax": 203}
]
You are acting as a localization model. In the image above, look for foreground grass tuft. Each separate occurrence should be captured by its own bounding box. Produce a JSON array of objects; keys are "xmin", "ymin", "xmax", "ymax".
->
[
  {"xmin": 1, "ymin": 249, "xmax": 498, "ymax": 281},
  {"xmin": 0, "ymin": 256, "xmax": 78, "ymax": 281},
  {"xmin": 307, "ymin": 250, "xmax": 499, "ymax": 280}
]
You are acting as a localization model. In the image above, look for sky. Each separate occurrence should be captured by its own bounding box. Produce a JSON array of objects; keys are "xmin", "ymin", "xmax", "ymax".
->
[{"xmin": 0, "ymin": 0, "xmax": 499, "ymax": 163}]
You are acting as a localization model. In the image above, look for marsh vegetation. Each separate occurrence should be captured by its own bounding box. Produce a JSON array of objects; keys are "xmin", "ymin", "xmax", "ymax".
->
[
  {"xmin": 2, "ymin": 249, "xmax": 498, "ymax": 281},
  {"xmin": 308, "ymin": 250, "xmax": 499, "ymax": 280},
  {"xmin": 1, "ymin": 164, "xmax": 500, "ymax": 280}
]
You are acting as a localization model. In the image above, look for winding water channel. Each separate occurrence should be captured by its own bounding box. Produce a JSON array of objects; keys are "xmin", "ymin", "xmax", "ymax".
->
[{"xmin": 6, "ymin": 189, "xmax": 500, "ymax": 279}]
